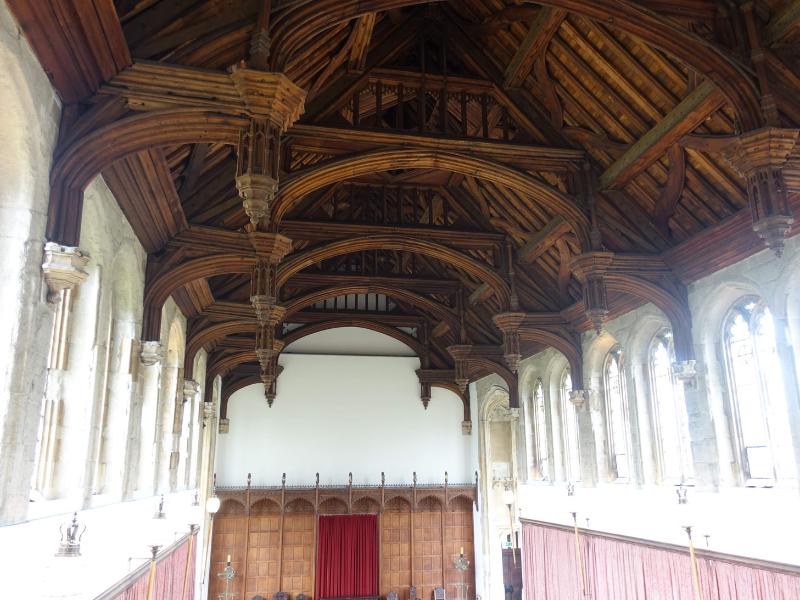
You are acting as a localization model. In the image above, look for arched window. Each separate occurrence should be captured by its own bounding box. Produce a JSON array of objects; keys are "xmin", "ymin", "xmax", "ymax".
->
[
  {"xmin": 604, "ymin": 347, "xmax": 630, "ymax": 480},
  {"xmin": 560, "ymin": 369, "xmax": 581, "ymax": 482},
  {"xmin": 649, "ymin": 330, "xmax": 693, "ymax": 482},
  {"xmin": 723, "ymin": 297, "xmax": 783, "ymax": 482},
  {"xmin": 533, "ymin": 379, "xmax": 550, "ymax": 480}
]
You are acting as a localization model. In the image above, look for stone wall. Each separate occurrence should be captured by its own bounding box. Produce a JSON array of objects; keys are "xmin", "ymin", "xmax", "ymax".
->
[{"xmin": 0, "ymin": 0, "xmax": 61, "ymax": 524}]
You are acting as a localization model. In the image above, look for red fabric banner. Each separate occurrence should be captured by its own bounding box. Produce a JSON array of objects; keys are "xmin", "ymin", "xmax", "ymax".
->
[{"xmin": 316, "ymin": 514, "xmax": 378, "ymax": 599}]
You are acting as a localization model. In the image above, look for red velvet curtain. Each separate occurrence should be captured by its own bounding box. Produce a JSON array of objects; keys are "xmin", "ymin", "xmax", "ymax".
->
[{"xmin": 316, "ymin": 514, "xmax": 378, "ymax": 599}]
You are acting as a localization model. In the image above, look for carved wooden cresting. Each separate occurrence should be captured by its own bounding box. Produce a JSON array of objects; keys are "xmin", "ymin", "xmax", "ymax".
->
[{"xmin": 7, "ymin": 0, "xmax": 796, "ymax": 415}]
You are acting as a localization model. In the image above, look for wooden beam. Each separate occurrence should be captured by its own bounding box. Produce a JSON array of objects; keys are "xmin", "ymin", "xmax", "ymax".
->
[
  {"xmin": 503, "ymin": 8, "xmax": 566, "ymax": 88},
  {"xmin": 653, "ymin": 144, "xmax": 686, "ymax": 235},
  {"xmin": 517, "ymin": 216, "xmax": 572, "ymax": 263},
  {"xmin": 764, "ymin": 0, "xmax": 800, "ymax": 46},
  {"xmin": 468, "ymin": 283, "xmax": 494, "ymax": 305},
  {"xmin": 600, "ymin": 79, "xmax": 724, "ymax": 189},
  {"xmin": 347, "ymin": 13, "xmax": 377, "ymax": 71},
  {"xmin": 287, "ymin": 124, "xmax": 584, "ymax": 171}
]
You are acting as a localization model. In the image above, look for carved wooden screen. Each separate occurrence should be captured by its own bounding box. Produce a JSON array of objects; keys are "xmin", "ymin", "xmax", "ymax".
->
[
  {"xmin": 210, "ymin": 486, "xmax": 475, "ymax": 600},
  {"xmin": 414, "ymin": 496, "xmax": 444, "ymax": 600}
]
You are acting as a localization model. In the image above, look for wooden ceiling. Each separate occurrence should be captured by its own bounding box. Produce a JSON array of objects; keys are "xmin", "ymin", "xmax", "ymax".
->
[{"xmin": 10, "ymin": 0, "xmax": 800, "ymax": 408}]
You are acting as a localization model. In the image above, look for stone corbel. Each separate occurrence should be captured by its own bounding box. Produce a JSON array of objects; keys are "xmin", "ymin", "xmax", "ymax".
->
[
  {"xmin": 492, "ymin": 312, "xmax": 526, "ymax": 373},
  {"xmin": 218, "ymin": 418, "xmax": 230, "ymax": 434},
  {"xmin": 723, "ymin": 127, "xmax": 799, "ymax": 256},
  {"xmin": 569, "ymin": 389, "xmax": 597, "ymax": 412},
  {"xmin": 140, "ymin": 341, "xmax": 164, "ymax": 367},
  {"xmin": 183, "ymin": 379, "xmax": 200, "ymax": 403},
  {"xmin": 672, "ymin": 359, "xmax": 699, "ymax": 389},
  {"xmin": 41, "ymin": 242, "xmax": 89, "ymax": 303},
  {"xmin": 461, "ymin": 420, "xmax": 473, "ymax": 435},
  {"xmin": 570, "ymin": 252, "xmax": 614, "ymax": 334}
]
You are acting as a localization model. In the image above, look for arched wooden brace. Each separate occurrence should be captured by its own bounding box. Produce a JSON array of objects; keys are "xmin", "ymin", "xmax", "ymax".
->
[
  {"xmin": 271, "ymin": 148, "xmax": 591, "ymax": 249},
  {"xmin": 47, "ymin": 109, "xmax": 246, "ymax": 245},
  {"xmin": 519, "ymin": 327, "xmax": 583, "ymax": 389},
  {"xmin": 467, "ymin": 357, "xmax": 519, "ymax": 408},
  {"xmin": 271, "ymin": 0, "xmax": 761, "ymax": 130},
  {"xmin": 276, "ymin": 234, "xmax": 511, "ymax": 300},
  {"xmin": 143, "ymin": 237, "xmax": 509, "ymax": 340},
  {"xmin": 605, "ymin": 274, "xmax": 694, "ymax": 362},
  {"xmin": 283, "ymin": 284, "xmax": 460, "ymax": 334},
  {"xmin": 185, "ymin": 320, "xmax": 255, "ymax": 378}
]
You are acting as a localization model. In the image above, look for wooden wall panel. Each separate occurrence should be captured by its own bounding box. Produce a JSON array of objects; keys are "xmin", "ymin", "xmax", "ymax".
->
[
  {"xmin": 281, "ymin": 513, "xmax": 315, "ymax": 596},
  {"xmin": 413, "ymin": 505, "xmax": 444, "ymax": 600},
  {"xmin": 380, "ymin": 509, "xmax": 412, "ymax": 599},
  {"xmin": 246, "ymin": 501, "xmax": 281, "ymax": 597},
  {"xmin": 210, "ymin": 501, "xmax": 247, "ymax": 600},
  {"xmin": 444, "ymin": 506, "xmax": 476, "ymax": 599}
]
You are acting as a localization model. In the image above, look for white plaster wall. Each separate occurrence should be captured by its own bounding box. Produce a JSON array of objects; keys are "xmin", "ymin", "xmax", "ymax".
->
[
  {"xmin": 0, "ymin": 0, "xmax": 62, "ymax": 524},
  {"xmin": 215, "ymin": 351, "xmax": 473, "ymax": 487}
]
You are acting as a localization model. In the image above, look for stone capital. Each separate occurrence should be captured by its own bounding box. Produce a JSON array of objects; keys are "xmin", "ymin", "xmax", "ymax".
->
[
  {"xmin": 140, "ymin": 341, "xmax": 163, "ymax": 366},
  {"xmin": 183, "ymin": 379, "xmax": 200, "ymax": 400},
  {"xmin": 41, "ymin": 242, "xmax": 89, "ymax": 302},
  {"xmin": 568, "ymin": 389, "xmax": 596, "ymax": 411},
  {"xmin": 672, "ymin": 360, "xmax": 699, "ymax": 389}
]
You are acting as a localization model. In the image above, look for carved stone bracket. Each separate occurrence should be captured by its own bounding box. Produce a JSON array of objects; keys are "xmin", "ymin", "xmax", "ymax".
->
[
  {"xmin": 218, "ymin": 418, "xmax": 230, "ymax": 434},
  {"xmin": 447, "ymin": 344, "xmax": 474, "ymax": 392},
  {"xmin": 570, "ymin": 252, "xmax": 614, "ymax": 334},
  {"xmin": 183, "ymin": 379, "xmax": 200, "ymax": 401},
  {"xmin": 492, "ymin": 312, "xmax": 526, "ymax": 373},
  {"xmin": 41, "ymin": 242, "xmax": 89, "ymax": 303},
  {"xmin": 724, "ymin": 127, "xmax": 799, "ymax": 256},
  {"xmin": 140, "ymin": 341, "xmax": 164, "ymax": 367},
  {"xmin": 461, "ymin": 420, "xmax": 473, "ymax": 435},
  {"xmin": 568, "ymin": 389, "xmax": 596, "ymax": 412}
]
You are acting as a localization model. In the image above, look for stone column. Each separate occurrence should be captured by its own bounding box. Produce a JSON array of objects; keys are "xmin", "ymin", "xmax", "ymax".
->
[
  {"xmin": 137, "ymin": 341, "xmax": 163, "ymax": 495},
  {"xmin": 673, "ymin": 360, "xmax": 720, "ymax": 490},
  {"xmin": 570, "ymin": 390, "xmax": 599, "ymax": 486},
  {"xmin": 155, "ymin": 361, "xmax": 181, "ymax": 493},
  {"xmin": 771, "ymin": 317, "xmax": 800, "ymax": 482},
  {"xmin": 183, "ymin": 379, "xmax": 200, "ymax": 489}
]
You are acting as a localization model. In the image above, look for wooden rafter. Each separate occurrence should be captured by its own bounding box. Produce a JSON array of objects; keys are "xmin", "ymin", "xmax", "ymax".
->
[{"xmin": 503, "ymin": 7, "xmax": 566, "ymax": 88}]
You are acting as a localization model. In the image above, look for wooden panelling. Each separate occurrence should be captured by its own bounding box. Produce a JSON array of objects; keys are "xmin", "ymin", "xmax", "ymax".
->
[
  {"xmin": 380, "ymin": 505, "xmax": 412, "ymax": 599},
  {"xmin": 281, "ymin": 513, "xmax": 315, "ymax": 596},
  {"xmin": 211, "ymin": 486, "xmax": 475, "ymax": 600}
]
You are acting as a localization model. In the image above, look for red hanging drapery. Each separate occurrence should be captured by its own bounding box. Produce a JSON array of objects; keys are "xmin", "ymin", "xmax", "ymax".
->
[{"xmin": 316, "ymin": 514, "xmax": 378, "ymax": 600}]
